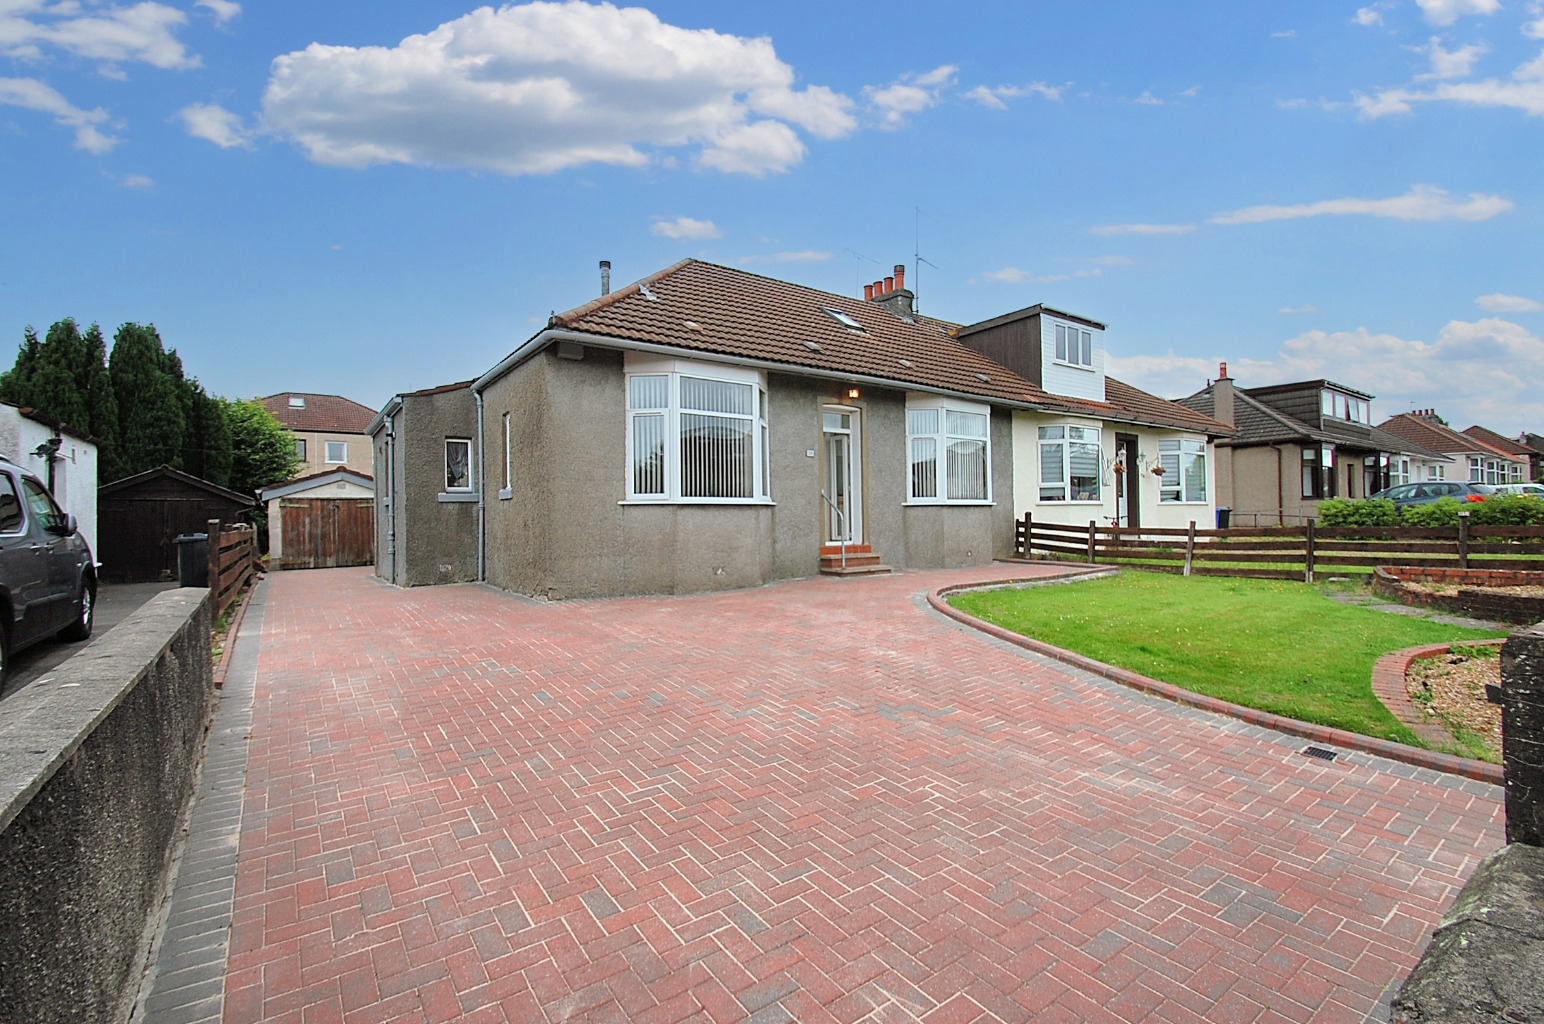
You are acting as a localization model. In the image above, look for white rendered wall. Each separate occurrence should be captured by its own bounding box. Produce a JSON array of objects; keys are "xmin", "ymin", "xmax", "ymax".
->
[{"xmin": 0, "ymin": 406, "xmax": 98, "ymax": 557}]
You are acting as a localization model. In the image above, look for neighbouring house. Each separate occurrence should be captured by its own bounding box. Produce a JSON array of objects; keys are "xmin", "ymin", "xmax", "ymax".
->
[
  {"xmin": 260, "ymin": 392, "xmax": 377, "ymax": 479},
  {"xmin": 258, "ymin": 468, "xmax": 375, "ymax": 570},
  {"xmin": 1462, "ymin": 425, "xmax": 1539, "ymax": 484},
  {"xmin": 97, "ymin": 466, "xmax": 254, "ymax": 583},
  {"xmin": 1180, "ymin": 370, "xmax": 1451, "ymax": 524},
  {"xmin": 1380, "ymin": 411, "xmax": 1530, "ymax": 487},
  {"xmin": 371, "ymin": 260, "xmax": 1230, "ymax": 598},
  {"xmin": 0, "ymin": 402, "xmax": 98, "ymax": 556},
  {"xmin": 1520, "ymin": 432, "xmax": 1544, "ymax": 481}
]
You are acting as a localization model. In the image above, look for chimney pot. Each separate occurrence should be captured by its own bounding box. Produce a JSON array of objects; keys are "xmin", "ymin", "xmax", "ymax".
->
[
  {"xmin": 894, "ymin": 264, "xmax": 906, "ymax": 290},
  {"xmin": 863, "ymin": 283, "xmax": 874, "ymax": 300},
  {"xmin": 1219, "ymin": 361, "xmax": 1228, "ymax": 379},
  {"xmin": 884, "ymin": 276, "xmax": 894, "ymax": 293},
  {"xmin": 599, "ymin": 260, "xmax": 611, "ymax": 296}
]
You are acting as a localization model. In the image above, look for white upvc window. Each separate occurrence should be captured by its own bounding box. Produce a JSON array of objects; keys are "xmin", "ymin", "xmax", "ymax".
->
[
  {"xmin": 445, "ymin": 438, "xmax": 473, "ymax": 492},
  {"xmin": 906, "ymin": 398, "xmax": 991, "ymax": 503},
  {"xmin": 1159, "ymin": 438, "xmax": 1208, "ymax": 503},
  {"xmin": 325, "ymin": 440, "xmax": 347, "ymax": 463},
  {"xmin": 1037, "ymin": 424, "xmax": 1100, "ymax": 502},
  {"xmin": 625, "ymin": 362, "xmax": 769, "ymax": 502},
  {"xmin": 1512, "ymin": 462, "xmax": 1525, "ymax": 482},
  {"xmin": 1392, "ymin": 458, "xmax": 1411, "ymax": 486},
  {"xmin": 1053, "ymin": 322, "xmax": 1093, "ymax": 368}
]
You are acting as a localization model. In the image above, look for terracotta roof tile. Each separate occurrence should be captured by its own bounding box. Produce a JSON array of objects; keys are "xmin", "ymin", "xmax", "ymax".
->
[
  {"xmin": 1462, "ymin": 425, "xmax": 1534, "ymax": 458},
  {"xmin": 261, "ymin": 393, "xmax": 377, "ymax": 434},
  {"xmin": 1380, "ymin": 413, "xmax": 1520, "ymax": 458},
  {"xmin": 553, "ymin": 260, "xmax": 1229, "ymax": 435}
]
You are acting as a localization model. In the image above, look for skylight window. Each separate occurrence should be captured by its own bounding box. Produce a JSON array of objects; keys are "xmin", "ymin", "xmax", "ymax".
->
[
  {"xmin": 289, "ymin": 396, "xmax": 306, "ymax": 408},
  {"xmin": 822, "ymin": 307, "xmax": 866, "ymax": 332}
]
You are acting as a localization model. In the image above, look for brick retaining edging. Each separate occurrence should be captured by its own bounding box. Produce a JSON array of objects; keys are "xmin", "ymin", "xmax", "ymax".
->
[
  {"xmin": 1373, "ymin": 565, "xmax": 1544, "ymax": 626},
  {"xmin": 1370, "ymin": 640, "xmax": 1507, "ymax": 753},
  {"xmin": 929, "ymin": 576, "xmax": 1505, "ymax": 786}
]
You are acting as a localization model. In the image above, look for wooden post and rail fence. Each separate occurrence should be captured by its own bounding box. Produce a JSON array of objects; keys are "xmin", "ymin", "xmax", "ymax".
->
[
  {"xmin": 205, "ymin": 519, "xmax": 257, "ymax": 616},
  {"xmin": 1013, "ymin": 511, "xmax": 1544, "ymax": 583}
]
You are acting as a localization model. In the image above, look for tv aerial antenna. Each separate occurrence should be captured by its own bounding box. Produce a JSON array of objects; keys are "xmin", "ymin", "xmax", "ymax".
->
[{"xmin": 914, "ymin": 206, "xmax": 939, "ymax": 314}]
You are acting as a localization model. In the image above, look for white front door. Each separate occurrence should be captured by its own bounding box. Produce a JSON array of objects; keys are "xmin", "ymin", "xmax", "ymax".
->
[{"xmin": 823, "ymin": 408, "xmax": 862, "ymax": 543}]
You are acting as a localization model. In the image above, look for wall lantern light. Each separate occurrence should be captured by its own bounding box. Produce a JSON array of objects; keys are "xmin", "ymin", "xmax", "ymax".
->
[{"xmin": 847, "ymin": 388, "xmax": 860, "ymax": 400}]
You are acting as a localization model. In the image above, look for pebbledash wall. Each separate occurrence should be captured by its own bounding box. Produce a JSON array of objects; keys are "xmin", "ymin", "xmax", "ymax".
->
[
  {"xmin": 0, "ymin": 588, "xmax": 213, "ymax": 1024},
  {"xmin": 477, "ymin": 346, "xmax": 1014, "ymax": 600},
  {"xmin": 373, "ymin": 383, "xmax": 479, "ymax": 587}
]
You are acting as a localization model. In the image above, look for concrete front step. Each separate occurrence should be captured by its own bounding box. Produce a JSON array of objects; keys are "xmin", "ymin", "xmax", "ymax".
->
[{"xmin": 819, "ymin": 564, "xmax": 894, "ymax": 577}]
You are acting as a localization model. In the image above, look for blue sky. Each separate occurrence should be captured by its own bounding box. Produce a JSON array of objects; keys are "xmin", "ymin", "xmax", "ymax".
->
[{"xmin": 2, "ymin": 0, "xmax": 1541, "ymax": 433}]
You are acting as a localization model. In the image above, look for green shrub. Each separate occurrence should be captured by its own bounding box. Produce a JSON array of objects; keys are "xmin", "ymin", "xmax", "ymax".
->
[
  {"xmin": 1402, "ymin": 497, "xmax": 1465, "ymax": 527},
  {"xmin": 1469, "ymin": 494, "xmax": 1544, "ymax": 526},
  {"xmin": 1317, "ymin": 497, "xmax": 1400, "ymax": 527}
]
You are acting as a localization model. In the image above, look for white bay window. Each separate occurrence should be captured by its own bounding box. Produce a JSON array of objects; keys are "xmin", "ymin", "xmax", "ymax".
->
[
  {"xmin": 1160, "ymin": 438, "xmax": 1208, "ymax": 503},
  {"xmin": 625, "ymin": 360, "xmax": 769, "ymax": 502},
  {"xmin": 1039, "ymin": 425, "xmax": 1101, "ymax": 502},
  {"xmin": 907, "ymin": 398, "xmax": 991, "ymax": 503}
]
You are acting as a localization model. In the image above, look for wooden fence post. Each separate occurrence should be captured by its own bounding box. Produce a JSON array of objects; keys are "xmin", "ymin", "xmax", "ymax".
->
[
  {"xmin": 1304, "ymin": 519, "xmax": 1316, "ymax": 584},
  {"xmin": 207, "ymin": 519, "xmax": 221, "ymax": 593},
  {"xmin": 1087, "ymin": 520, "xmax": 1097, "ymax": 564},
  {"xmin": 1458, "ymin": 511, "xmax": 1470, "ymax": 569},
  {"xmin": 1184, "ymin": 521, "xmax": 1196, "ymax": 577}
]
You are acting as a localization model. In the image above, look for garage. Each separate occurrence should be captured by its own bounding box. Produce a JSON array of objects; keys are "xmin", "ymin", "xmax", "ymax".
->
[{"xmin": 260, "ymin": 469, "xmax": 375, "ymax": 570}]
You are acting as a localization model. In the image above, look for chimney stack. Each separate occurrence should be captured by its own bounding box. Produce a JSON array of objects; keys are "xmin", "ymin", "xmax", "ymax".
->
[
  {"xmin": 894, "ymin": 264, "xmax": 905, "ymax": 291},
  {"xmin": 866, "ymin": 259, "xmax": 916, "ymax": 318},
  {"xmin": 1212, "ymin": 361, "xmax": 1236, "ymax": 428},
  {"xmin": 600, "ymin": 260, "xmax": 611, "ymax": 296}
]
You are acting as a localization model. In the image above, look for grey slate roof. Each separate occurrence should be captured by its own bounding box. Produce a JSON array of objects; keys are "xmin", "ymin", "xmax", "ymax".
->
[{"xmin": 1179, "ymin": 384, "xmax": 1448, "ymax": 458}]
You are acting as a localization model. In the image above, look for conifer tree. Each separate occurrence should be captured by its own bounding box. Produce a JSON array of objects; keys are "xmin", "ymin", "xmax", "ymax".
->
[
  {"xmin": 110, "ymin": 323, "xmax": 185, "ymax": 476},
  {"xmin": 79, "ymin": 324, "xmax": 120, "ymax": 473}
]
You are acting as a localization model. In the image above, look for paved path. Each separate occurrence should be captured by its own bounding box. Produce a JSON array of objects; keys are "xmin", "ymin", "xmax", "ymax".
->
[{"xmin": 218, "ymin": 567, "xmax": 1501, "ymax": 1024}]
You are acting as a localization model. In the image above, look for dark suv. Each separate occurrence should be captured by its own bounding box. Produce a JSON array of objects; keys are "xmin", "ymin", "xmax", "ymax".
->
[{"xmin": 0, "ymin": 458, "xmax": 95, "ymax": 678}]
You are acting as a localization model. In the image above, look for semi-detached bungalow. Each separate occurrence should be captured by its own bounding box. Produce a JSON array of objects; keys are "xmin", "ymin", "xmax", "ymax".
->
[{"xmin": 370, "ymin": 260, "xmax": 1231, "ymax": 598}]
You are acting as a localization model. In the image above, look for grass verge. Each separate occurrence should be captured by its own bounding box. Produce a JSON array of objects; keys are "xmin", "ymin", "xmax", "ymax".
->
[{"xmin": 949, "ymin": 570, "xmax": 1507, "ymax": 746}]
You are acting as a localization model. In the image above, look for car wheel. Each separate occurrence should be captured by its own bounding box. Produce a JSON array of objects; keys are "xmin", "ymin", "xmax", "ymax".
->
[{"xmin": 60, "ymin": 580, "xmax": 94, "ymax": 642}]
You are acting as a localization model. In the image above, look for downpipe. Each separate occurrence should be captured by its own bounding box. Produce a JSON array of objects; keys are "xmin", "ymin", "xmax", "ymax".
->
[{"xmin": 475, "ymin": 389, "xmax": 486, "ymax": 582}]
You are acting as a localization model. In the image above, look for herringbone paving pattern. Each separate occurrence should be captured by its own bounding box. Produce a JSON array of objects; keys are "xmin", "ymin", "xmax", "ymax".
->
[{"xmin": 224, "ymin": 567, "xmax": 1503, "ymax": 1024}]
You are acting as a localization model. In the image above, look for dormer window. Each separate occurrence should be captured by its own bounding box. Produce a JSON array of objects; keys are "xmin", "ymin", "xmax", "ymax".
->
[
  {"xmin": 289, "ymin": 396, "xmax": 306, "ymax": 409},
  {"xmin": 1054, "ymin": 322, "xmax": 1093, "ymax": 367},
  {"xmin": 1320, "ymin": 389, "xmax": 1369, "ymax": 424}
]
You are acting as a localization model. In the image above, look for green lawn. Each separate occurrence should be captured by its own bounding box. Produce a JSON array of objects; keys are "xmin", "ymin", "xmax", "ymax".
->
[{"xmin": 949, "ymin": 571, "xmax": 1507, "ymax": 746}]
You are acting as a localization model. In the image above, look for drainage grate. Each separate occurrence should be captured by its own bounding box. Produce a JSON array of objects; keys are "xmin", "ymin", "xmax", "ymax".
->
[{"xmin": 1302, "ymin": 746, "xmax": 1339, "ymax": 762}]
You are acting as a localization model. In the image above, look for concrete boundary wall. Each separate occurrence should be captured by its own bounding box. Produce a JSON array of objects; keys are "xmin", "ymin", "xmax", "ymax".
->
[{"xmin": 0, "ymin": 588, "xmax": 214, "ymax": 1024}]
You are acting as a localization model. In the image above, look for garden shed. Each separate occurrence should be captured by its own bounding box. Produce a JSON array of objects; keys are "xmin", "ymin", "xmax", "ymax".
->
[{"xmin": 98, "ymin": 465, "xmax": 255, "ymax": 582}]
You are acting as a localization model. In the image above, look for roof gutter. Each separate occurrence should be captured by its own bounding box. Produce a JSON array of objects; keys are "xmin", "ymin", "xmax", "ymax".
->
[
  {"xmin": 366, "ymin": 397, "xmax": 402, "ymax": 437},
  {"xmin": 474, "ymin": 328, "xmax": 1230, "ymax": 436}
]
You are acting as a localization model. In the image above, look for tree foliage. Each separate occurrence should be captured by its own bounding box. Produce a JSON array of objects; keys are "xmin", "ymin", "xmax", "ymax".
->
[
  {"xmin": 223, "ymin": 399, "xmax": 299, "ymax": 497},
  {"xmin": 0, "ymin": 318, "xmax": 293, "ymax": 489}
]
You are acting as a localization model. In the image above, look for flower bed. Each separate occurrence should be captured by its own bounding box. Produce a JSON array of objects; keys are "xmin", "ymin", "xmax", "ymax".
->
[{"xmin": 1373, "ymin": 565, "xmax": 1544, "ymax": 624}]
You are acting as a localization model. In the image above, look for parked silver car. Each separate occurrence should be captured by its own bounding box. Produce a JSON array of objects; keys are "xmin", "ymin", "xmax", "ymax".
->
[{"xmin": 0, "ymin": 457, "xmax": 95, "ymax": 679}]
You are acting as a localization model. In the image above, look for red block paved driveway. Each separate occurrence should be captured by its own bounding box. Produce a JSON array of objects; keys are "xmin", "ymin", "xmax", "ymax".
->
[{"xmin": 225, "ymin": 566, "xmax": 1503, "ymax": 1024}]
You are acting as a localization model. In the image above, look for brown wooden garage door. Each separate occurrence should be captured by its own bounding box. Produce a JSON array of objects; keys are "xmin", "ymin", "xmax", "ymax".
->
[{"xmin": 281, "ymin": 498, "xmax": 374, "ymax": 570}]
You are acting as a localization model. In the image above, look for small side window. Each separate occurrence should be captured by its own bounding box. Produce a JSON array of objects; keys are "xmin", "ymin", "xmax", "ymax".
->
[
  {"xmin": 0, "ymin": 475, "xmax": 22, "ymax": 534},
  {"xmin": 445, "ymin": 439, "xmax": 473, "ymax": 491}
]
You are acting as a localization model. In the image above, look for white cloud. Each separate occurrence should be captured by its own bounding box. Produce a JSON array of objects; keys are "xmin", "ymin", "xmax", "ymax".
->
[
  {"xmin": 1279, "ymin": 304, "xmax": 1318, "ymax": 314},
  {"xmin": 1527, "ymin": 1, "xmax": 1544, "ymax": 38},
  {"xmin": 1357, "ymin": 47, "xmax": 1544, "ymax": 118},
  {"xmin": 1354, "ymin": 3, "xmax": 1394, "ymax": 26},
  {"xmin": 962, "ymin": 82, "xmax": 1063, "ymax": 110},
  {"xmin": 740, "ymin": 250, "xmax": 833, "ymax": 263},
  {"xmin": 194, "ymin": 0, "xmax": 240, "ymax": 25},
  {"xmin": 650, "ymin": 216, "xmax": 720, "ymax": 240},
  {"xmin": 1090, "ymin": 222, "xmax": 1197, "ymax": 236},
  {"xmin": 1476, "ymin": 292, "xmax": 1543, "ymax": 312},
  {"xmin": 1179, "ymin": 85, "xmax": 1201, "ymax": 97},
  {"xmin": 254, "ymin": 2, "xmax": 856, "ymax": 177},
  {"xmin": 1210, "ymin": 184, "xmax": 1513, "ymax": 224},
  {"xmin": 1272, "ymin": 29, "xmax": 1298, "ymax": 38},
  {"xmin": 0, "ymin": 0, "xmax": 199, "ymax": 71},
  {"xmin": 1109, "ymin": 318, "xmax": 1544, "ymax": 431},
  {"xmin": 863, "ymin": 64, "xmax": 956, "ymax": 128},
  {"xmin": 120, "ymin": 172, "xmax": 153, "ymax": 188},
  {"xmin": 176, "ymin": 102, "xmax": 251, "ymax": 148},
  {"xmin": 0, "ymin": 76, "xmax": 116, "ymax": 151},
  {"xmin": 1412, "ymin": 36, "xmax": 1489, "ymax": 79},
  {"xmin": 1134, "ymin": 90, "xmax": 1164, "ymax": 105},
  {"xmin": 1416, "ymin": 0, "xmax": 1502, "ymax": 26},
  {"xmin": 982, "ymin": 266, "xmax": 1103, "ymax": 284}
]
